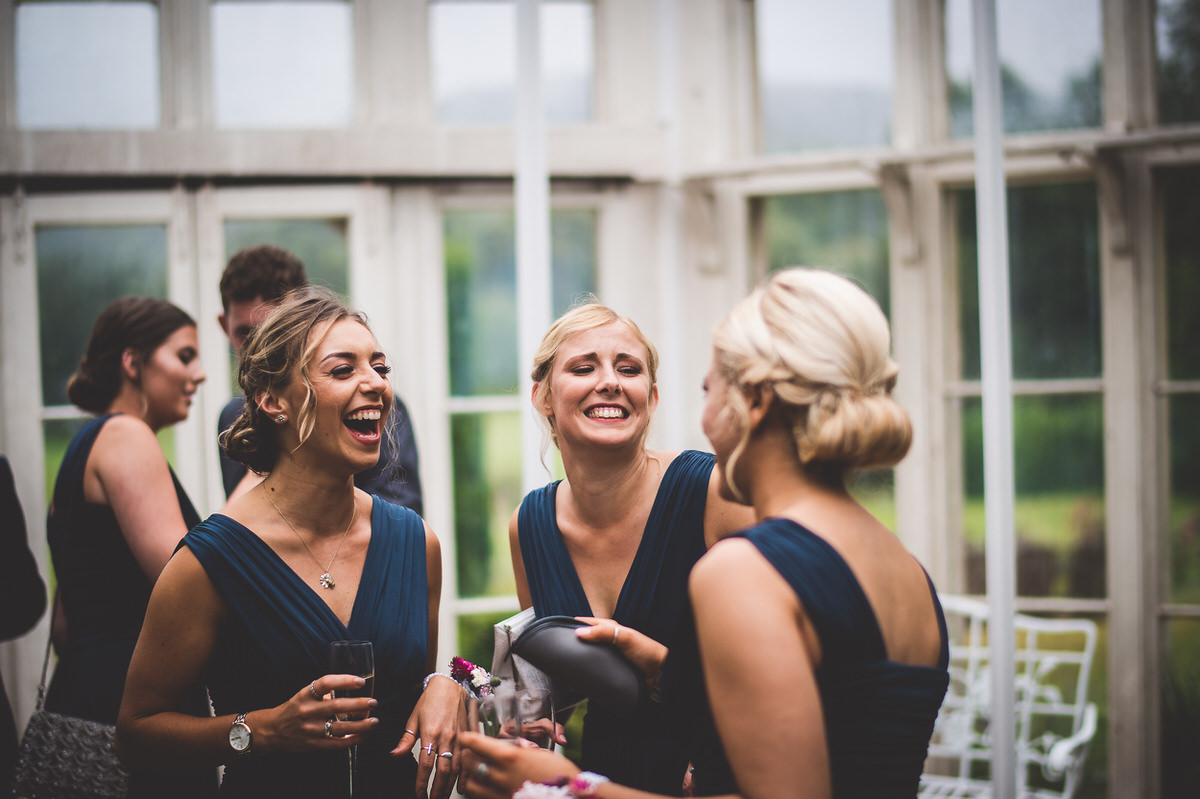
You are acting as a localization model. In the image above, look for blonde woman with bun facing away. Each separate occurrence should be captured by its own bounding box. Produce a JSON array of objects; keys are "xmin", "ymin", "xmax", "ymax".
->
[
  {"xmin": 509, "ymin": 303, "xmax": 754, "ymax": 794},
  {"xmin": 460, "ymin": 269, "xmax": 949, "ymax": 799}
]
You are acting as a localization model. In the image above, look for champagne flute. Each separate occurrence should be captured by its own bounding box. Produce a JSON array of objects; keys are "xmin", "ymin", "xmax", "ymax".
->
[{"xmin": 330, "ymin": 640, "xmax": 375, "ymax": 798}]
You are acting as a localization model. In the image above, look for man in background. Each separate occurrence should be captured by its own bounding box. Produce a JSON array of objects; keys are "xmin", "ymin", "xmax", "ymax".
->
[{"xmin": 217, "ymin": 244, "xmax": 423, "ymax": 513}]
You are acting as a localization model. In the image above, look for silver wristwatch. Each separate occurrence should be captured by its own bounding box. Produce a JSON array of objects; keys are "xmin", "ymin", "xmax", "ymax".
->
[{"xmin": 228, "ymin": 712, "xmax": 252, "ymax": 754}]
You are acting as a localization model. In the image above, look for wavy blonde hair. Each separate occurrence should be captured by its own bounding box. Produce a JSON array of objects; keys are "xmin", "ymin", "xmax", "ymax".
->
[
  {"xmin": 711, "ymin": 268, "xmax": 911, "ymax": 497},
  {"xmin": 530, "ymin": 301, "xmax": 659, "ymax": 454}
]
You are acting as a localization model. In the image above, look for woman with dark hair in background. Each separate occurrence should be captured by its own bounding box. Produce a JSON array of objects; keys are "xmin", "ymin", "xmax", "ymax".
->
[{"xmin": 46, "ymin": 295, "xmax": 215, "ymax": 797}]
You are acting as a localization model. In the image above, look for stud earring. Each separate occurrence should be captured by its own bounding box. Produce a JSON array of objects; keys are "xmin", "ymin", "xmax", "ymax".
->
[{"xmin": 275, "ymin": 414, "xmax": 287, "ymax": 424}]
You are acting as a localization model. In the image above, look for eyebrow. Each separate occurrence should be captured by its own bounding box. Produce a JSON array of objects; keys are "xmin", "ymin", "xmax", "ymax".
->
[{"xmin": 320, "ymin": 350, "xmax": 387, "ymax": 363}]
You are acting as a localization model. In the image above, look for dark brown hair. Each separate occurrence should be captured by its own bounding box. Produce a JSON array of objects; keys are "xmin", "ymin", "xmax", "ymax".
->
[
  {"xmin": 219, "ymin": 244, "xmax": 308, "ymax": 312},
  {"xmin": 66, "ymin": 296, "xmax": 196, "ymax": 413}
]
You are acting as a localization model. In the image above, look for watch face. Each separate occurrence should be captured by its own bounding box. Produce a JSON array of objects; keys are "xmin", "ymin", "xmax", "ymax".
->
[{"xmin": 229, "ymin": 722, "xmax": 251, "ymax": 752}]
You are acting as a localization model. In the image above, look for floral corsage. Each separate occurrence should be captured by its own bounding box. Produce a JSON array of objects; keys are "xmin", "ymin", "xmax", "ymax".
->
[{"xmin": 450, "ymin": 656, "xmax": 500, "ymax": 698}]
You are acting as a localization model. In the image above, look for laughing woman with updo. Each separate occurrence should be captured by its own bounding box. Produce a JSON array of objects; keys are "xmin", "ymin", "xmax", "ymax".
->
[{"xmin": 117, "ymin": 288, "xmax": 464, "ymax": 799}]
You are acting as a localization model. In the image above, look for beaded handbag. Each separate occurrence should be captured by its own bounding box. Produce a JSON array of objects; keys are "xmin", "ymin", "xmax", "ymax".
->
[{"xmin": 10, "ymin": 634, "xmax": 129, "ymax": 799}]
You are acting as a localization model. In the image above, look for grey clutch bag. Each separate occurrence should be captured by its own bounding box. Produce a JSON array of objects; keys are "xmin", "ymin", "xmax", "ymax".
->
[{"xmin": 511, "ymin": 615, "xmax": 646, "ymax": 719}]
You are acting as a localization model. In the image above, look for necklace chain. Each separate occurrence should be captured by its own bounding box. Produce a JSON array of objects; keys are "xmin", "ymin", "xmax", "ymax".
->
[{"xmin": 265, "ymin": 491, "xmax": 356, "ymax": 590}]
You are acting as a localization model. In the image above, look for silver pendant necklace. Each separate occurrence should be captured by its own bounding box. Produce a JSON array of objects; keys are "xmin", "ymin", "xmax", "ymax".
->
[{"xmin": 265, "ymin": 491, "xmax": 356, "ymax": 589}]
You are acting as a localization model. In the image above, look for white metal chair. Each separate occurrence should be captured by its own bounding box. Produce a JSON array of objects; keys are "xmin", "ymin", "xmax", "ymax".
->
[{"xmin": 919, "ymin": 595, "xmax": 1099, "ymax": 799}]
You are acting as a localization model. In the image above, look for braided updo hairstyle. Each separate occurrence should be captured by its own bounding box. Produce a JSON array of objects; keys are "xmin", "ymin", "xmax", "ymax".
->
[
  {"xmin": 66, "ymin": 296, "xmax": 196, "ymax": 414},
  {"xmin": 711, "ymin": 268, "xmax": 911, "ymax": 496},
  {"xmin": 219, "ymin": 287, "xmax": 371, "ymax": 474}
]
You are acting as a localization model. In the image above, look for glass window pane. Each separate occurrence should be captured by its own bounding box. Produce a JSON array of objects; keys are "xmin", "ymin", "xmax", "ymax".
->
[
  {"xmin": 444, "ymin": 209, "xmax": 597, "ymax": 397},
  {"xmin": 223, "ymin": 218, "xmax": 350, "ymax": 297},
  {"xmin": 1167, "ymin": 395, "xmax": 1200, "ymax": 605},
  {"xmin": 756, "ymin": 0, "xmax": 893, "ymax": 152},
  {"xmin": 762, "ymin": 190, "xmax": 891, "ymax": 316},
  {"xmin": 36, "ymin": 225, "xmax": 169, "ymax": 407},
  {"xmin": 550, "ymin": 209, "xmax": 597, "ymax": 313},
  {"xmin": 1162, "ymin": 166, "xmax": 1200, "ymax": 381},
  {"xmin": 445, "ymin": 210, "xmax": 519, "ymax": 396},
  {"xmin": 1157, "ymin": 0, "xmax": 1200, "ymax": 126},
  {"xmin": 211, "ymin": 1, "xmax": 353, "ymax": 128},
  {"xmin": 1162, "ymin": 617, "xmax": 1200, "ymax": 796},
  {"xmin": 16, "ymin": 1, "xmax": 160, "ymax": 129},
  {"xmin": 457, "ymin": 610, "xmax": 512, "ymax": 672},
  {"xmin": 945, "ymin": 0, "xmax": 1102, "ymax": 137},
  {"xmin": 960, "ymin": 394, "xmax": 1106, "ymax": 598},
  {"xmin": 452, "ymin": 411, "xmax": 522, "ymax": 599},
  {"xmin": 431, "ymin": 0, "xmax": 594, "ymax": 124},
  {"xmin": 956, "ymin": 183, "xmax": 1101, "ymax": 381}
]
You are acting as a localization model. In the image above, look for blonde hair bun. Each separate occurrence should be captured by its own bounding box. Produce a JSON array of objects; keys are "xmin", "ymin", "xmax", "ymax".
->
[{"xmin": 713, "ymin": 267, "xmax": 912, "ymax": 482}]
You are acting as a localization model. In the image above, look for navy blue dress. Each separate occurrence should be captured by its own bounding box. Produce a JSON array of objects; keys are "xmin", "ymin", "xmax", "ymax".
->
[
  {"xmin": 518, "ymin": 450, "xmax": 713, "ymax": 796},
  {"xmin": 46, "ymin": 413, "xmax": 217, "ymax": 797},
  {"xmin": 666, "ymin": 518, "xmax": 950, "ymax": 797},
  {"xmin": 184, "ymin": 497, "xmax": 427, "ymax": 798}
]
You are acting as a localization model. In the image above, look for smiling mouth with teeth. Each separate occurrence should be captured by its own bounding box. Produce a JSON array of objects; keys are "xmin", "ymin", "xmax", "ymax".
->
[
  {"xmin": 344, "ymin": 409, "xmax": 383, "ymax": 438},
  {"xmin": 586, "ymin": 406, "xmax": 628, "ymax": 419}
]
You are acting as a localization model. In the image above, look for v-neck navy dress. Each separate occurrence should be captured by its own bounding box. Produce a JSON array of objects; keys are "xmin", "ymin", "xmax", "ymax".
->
[
  {"xmin": 183, "ymin": 497, "xmax": 428, "ymax": 798},
  {"xmin": 664, "ymin": 518, "xmax": 950, "ymax": 797},
  {"xmin": 517, "ymin": 450, "xmax": 713, "ymax": 796},
  {"xmin": 47, "ymin": 413, "xmax": 217, "ymax": 798}
]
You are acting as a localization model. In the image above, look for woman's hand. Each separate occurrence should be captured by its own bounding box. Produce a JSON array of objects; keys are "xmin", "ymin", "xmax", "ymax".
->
[
  {"xmin": 458, "ymin": 731, "xmax": 580, "ymax": 799},
  {"xmin": 393, "ymin": 674, "xmax": 467, "ymax": 799},
  {"xmin": 575, "ymin": 617, "xmax": 668, "ymax": 691},
  {"xmin": 258, "ymin": 675, "xmax": 377, "ymax": 753}
]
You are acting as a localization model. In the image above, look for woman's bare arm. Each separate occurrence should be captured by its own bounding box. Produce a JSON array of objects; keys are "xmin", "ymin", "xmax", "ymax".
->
[
  {"xmin": 88, "ymin": 415, "xmax": 192, "ymax": 581},
  {"xmin": 509, "ymin": 507, "xmax": 532, "ymax": 610},
  {"xmin": 690, "ymin": 539, "xmax": 830, "ymax": 799}
]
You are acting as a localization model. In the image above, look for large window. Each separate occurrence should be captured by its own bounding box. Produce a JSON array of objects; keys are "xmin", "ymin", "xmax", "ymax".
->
[
  {"xmin": 211, "ymin": 0, "xmax": 354, "ymax": 128},
  {"xmin": 952, "ymin": 182, "xmax": 1104, "ymax": 598},
  {"xmin": 15, "ymin": 1, "xmax": 160, "ymax": 129},
  {"xmin": 431, "ymin": 0, "xmax": 595, "ymax": 125},
  {"xmin": 35, "ymin": 223, "xmax": 172, "ymax": 495},
  {"xmin": 949, "ymin": 182, "xmax": 1108, "ymax": 796},
  {"xmin": 1159, "ymin": 166, "xmax": 1200, "ymax": 796},
  {"xmin": 444, "ymin": 207, "xmax": 596, "ymax": 665},
  {"xmin": 755, "ymin": 0, "xmax": 893, "ymax": 152},
  {"xmin": 945, "ymin": 0, "xmax": 1102, "ymax": 137}
]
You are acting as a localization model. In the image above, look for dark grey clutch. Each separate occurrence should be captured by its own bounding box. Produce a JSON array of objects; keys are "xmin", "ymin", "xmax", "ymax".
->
[{"xmin": 511, "ymin": 615, "xmax": 646, "ymax": 719}]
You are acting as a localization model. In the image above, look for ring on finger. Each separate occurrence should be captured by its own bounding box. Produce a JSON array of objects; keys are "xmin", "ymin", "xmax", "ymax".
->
[
  {"xmin": 474, "ymin": 762, "xmax": 490, "ymax": 782},
  {"xmin": 612, "ymin": 625, "xmax": 620, "ymax": 645},
  {"xmin": 422, "ymin": 743, "xmax": 436, "ymax": 755},
  {"xmin": 324, "ymin": 719, "xmax": 335, "ymax": 739},
  {"xmin": 439, "ymin": 751, "xmax": 453, "ymax": 759},
  {"xmin": 309, "ymin": 681, "xmax": 321, "ymax": 700}
]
